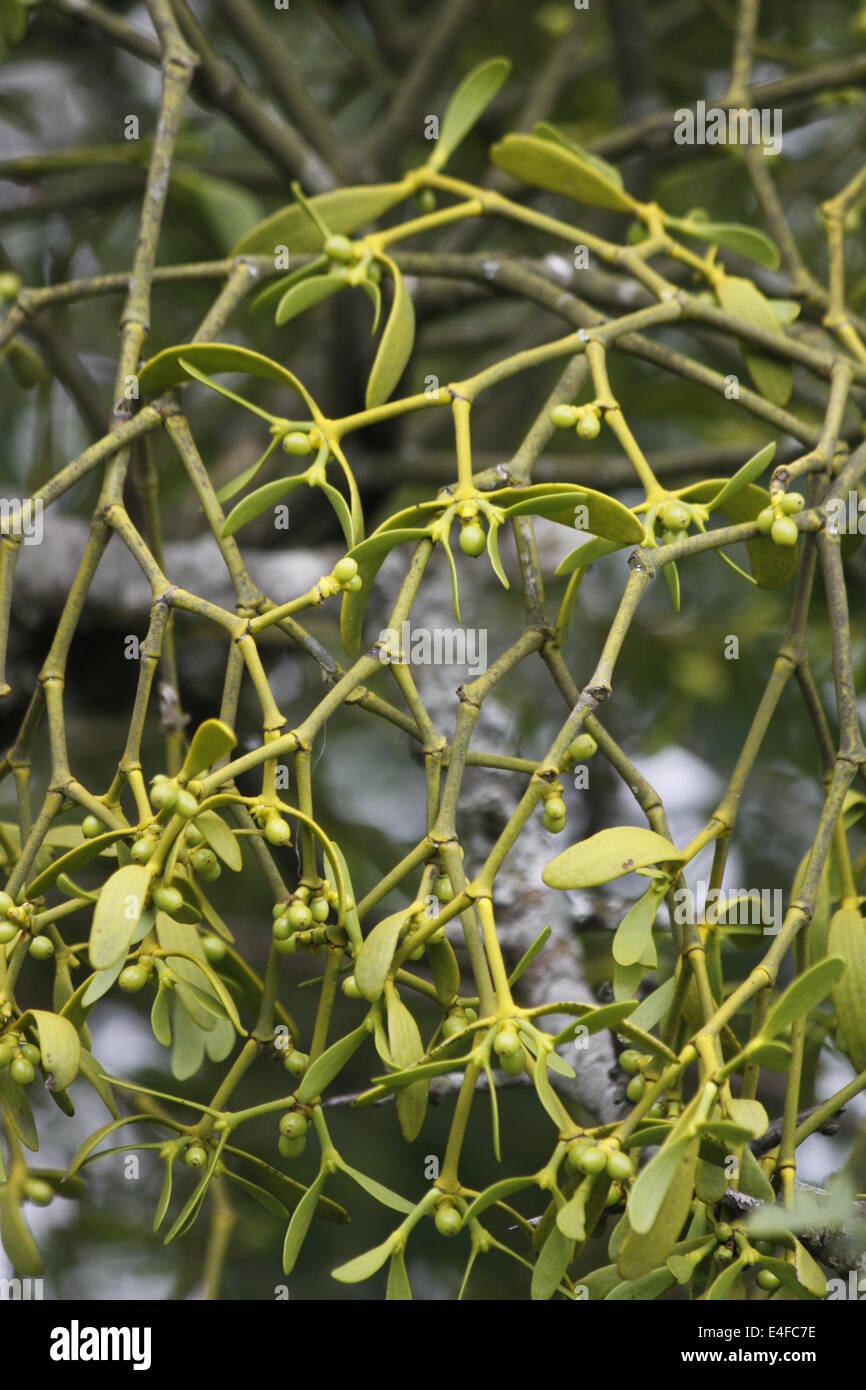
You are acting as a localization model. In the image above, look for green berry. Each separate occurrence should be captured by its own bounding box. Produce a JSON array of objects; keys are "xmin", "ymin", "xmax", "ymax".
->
[
  {"xmin": 184, "ymin": 1142, "xmax": 208, "ymax": 1169},
  {"xmin": 347, "ymin": 574, "xmax": 363, "ymax": 592},
  {"xmin": 284, "ymin": 1049, "xmax": 308, "ymax": 1078},
  {"xmin": 576, "ymin": 411, "xmax": 601, "ymax": 439},
  {"xmin": 265, "ymin": 815, "xmax": 291, "ymax": 846},
  {"xmin": 715, "ymin": 1223, "xmax": 733, "ymax": 1242},
  {"xmin": 660, "ymin": 529, "xmax": 687, "ymax": 547},
  {"xmin": 0, "ymin": 891, "xmax": 14, "ymax": 916},
  {"xmin": 279, "ymin": 1111, "xmax": 308, "ymax": 1140},
  {"xmin": 414, "ymin": 189, "xmax": 437, "ymax": 214},
  {"xmin": 287, "ymin": 901, "xmax": 312, "ymax": 931},
  {"xmin": 493, "ymin": 1024, "xmax": 521, "ymax": 1058},
  {"xmin": 324, "ymin": 234, "xmax": 355, "ymax": 264},
  {"xmin": 577, "ymin": 1146, "xmax": 608, "ymax": 1175},
  {"xmin": 119, "ymin": 964, "xmax": 149, "ymax": 993},
  {"xmin": 282, "ymin": 431, "xmax": 312, "ymax": 457},
  {"xmin": 626, "ymin": 1075, "xmax": 645, "ymax": 1103},
  {"xmin": 23, "ymin": 1178, "xmax": 54, "ymax": 1206},
  {"xmin": 434, "ymin": 874, "xmax": 453, "ymax": 902},
  {"xmin": 565, "ymin": 1138, "xmax": 590, "ymax": 1173},
  {"xmin": 273, "ymin": 914, "xmax": 292, "ymax": 942},
  {"xmin": 153, "ymin": 884, "xmax": 184, "ymax": 916},
  {"xmin": 150, "ymin": 780, "xmax": 178, "ymax": 811},
  {"xmin": 81, "ymin": 814, "xmax": 103, "ymax": 839},
  {"xmin": 714, "ymin": 1245, "xmax": 733, "ymax": 1265},
  {"xmin": 0, "ymin": 919, "xmax": 18, "ymax": 945},
  {"xmin": 459, "ymin": 521, "xmax": 486, "ymax": 557},
  {"xmin": 605, "ymin": 1149, "xmax": 634, "ymax": 1181},
  {"xmin": 310, "ymin": 896, "xmax": 329, "ymax": 923},
  {"xmin": 278, "ymin": 1134, "xmax": 306, "ymax": 1160},
  {"xmin": 499, "ymin": 1043, "xmax": 526, "ymax": 1076},
  {"xmin": 441, "ymin": 1014, "xmax": 465, "ymax": 1039},
  {"xmin": 342, "ymin": 974, "xmax": 361, "ymax": 999},
  {"xmin": 174, "ymin": 788, "xmax": 198, "ymax": 819},
  {"xmin": 542, "ymin": 796, "xmax": 567, "ymax": 833},
  {"xmin": 756, "ymin": 506, "xmax": 776, "ymax": 534},
  {"xmin": 771, "ymin": 515, "xmax": 798, "ymax": 547},
  {"xmin": 780, "ymin": 492, "xmax": 805, "ymax": 515},
  {"xmin": 434, "ymin": 1203, "xmax": 462, "ymax": 1237},
  {"xmin": 28, "ymin": 935, "xmax": 54, "ymax": 960},
  {"xmin": 185, "ymin": 823, "xmax": 205, "ymax": 848},
  {"xmin": 131, "ymin": 836, "xmax": 157, "ymax": 864},
  {"xmin": 658, "ymin": 500, "xmax": 691, "ymax": 532},
  {"xmin": 10, "ymin": 1057, "xmax": 35, "ymax": 1087},
  {"xmin": 20, "ymin": 1043, "xmax": 40, "ymax": 1065},
  {"xmin": 618, "ymin": 1048, "xmax": 642, "ymax": 1074},
  {"xmin": 568, "ymin": 733, "xmax": 597, "ymax": 762},
  {"xmin": 333, "ymin": 557, "xmax": 359, "ymax": 585},
  {"xmin": 0, "ymin": 1044, "xmax": 13, "ymax": 1068},
  {"xmin": 551, "ymin": 404, "xmax": 577, "ymax": 429},
  {"xmin": 191, "ymin": 846, "xmax": 219, "ymax": 879},
  {"xmin": 756, "ymin": 1268, "xmax": 781, "ymax": 1291},
  {"xmin": 274, "ymin": 935, "xmax": 297, "ymax": 955}
]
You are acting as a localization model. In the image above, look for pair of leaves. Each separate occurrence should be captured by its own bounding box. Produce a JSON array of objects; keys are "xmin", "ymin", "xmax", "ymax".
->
[
  {"xmin": 232, "ymin": 182, "xmax": 410, "ymax": 258},
  {"xmin": 543, "ymin": 825, "xmax": 683, "ymax": 890}
]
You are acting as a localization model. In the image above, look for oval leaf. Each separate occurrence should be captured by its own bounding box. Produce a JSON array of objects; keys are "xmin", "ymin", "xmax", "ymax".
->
[
  {"xmin": 490, "ymin": 133, "xmax": 636, "ymax": 213},
  {"xmin": 543, "ymin": 826, "xmax": 683, "ymax": 890},
  {"xmin": 355, "ymin": 909, "xmax": 412, "ymax": 1001},
  {"xmin": 761, "ymin": 956, "xmax": 845, "ymax": 1042},
  {"xmin": 365, "ymin": 260, "xmax": 415, "ymax": 408},
  {"xmin": 89, "ymin": 864, "xmax": 154, "ymax": 970},
  {"xmin": 429, "ymin": 57, "xmax": 512, "ymax": 172}
]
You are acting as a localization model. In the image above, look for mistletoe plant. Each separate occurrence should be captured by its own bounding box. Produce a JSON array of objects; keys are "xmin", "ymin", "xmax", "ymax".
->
[{"xmin": 1, "ymin": 1, "xmax": 866, "ymax": 1302}]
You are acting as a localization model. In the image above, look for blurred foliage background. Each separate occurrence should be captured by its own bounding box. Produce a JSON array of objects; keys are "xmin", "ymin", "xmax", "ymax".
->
[{"xmin": 1, "ymin": 0, "xmax": 866, "ymax": 1298}]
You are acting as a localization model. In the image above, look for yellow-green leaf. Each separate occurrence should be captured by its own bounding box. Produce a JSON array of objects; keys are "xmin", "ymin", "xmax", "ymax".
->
[
  {"xmin": 137, "ymin": 343, "xmax": 316, "ymax": 415},
  {"xmin": 543, "ymin": 826, "xmax": 683, "ymax": 890},
  {"xmin": 665, "ymin": 215, "xmax": 781, "ymax": 270},
  {"xmin": 490, "ymin": 132, "xmax": 636, "ymax": 213},
  {"xmin": 386, "ymin": 1248, "xmax": 413, "ymax": 1299},
  {"xmin": 355, "ymin": 908, "xmax": 412, "ymax": 1001},
  {"xmin": 716, "ymin": 275, "xmax": 793, "ymax": 406},
  {"xmin": 179, "ymin": 719, "xmax": 237, "ymax": 781},
  {"xmin": 428, "ymin": 57, "xmax": 512, "ymax": 172},
  {"xmin": 275, "ymin": 273, "xmax": 343, "ymax": 326},
  {"xmin": 89, "ymin": 864, "xmax": 154, "ymax": 970},
  {"xmin": 828, "ymin": 907, "xmax": 866, "ymax": 1070},
  {"xmin": 28, "ymin": 1009, "xmax": 81, "ymax": 1092},
  {"xmin": 365, "ymin": 259, "xmax": 415, "ymax": 408},
  {"xmin": 628, "ymin": 1133, "xmax": 693, "ymax": 1235},
  {"xmin": 232, "ymin": 182, "xmax": 410, "ymax": 257},
  {"xmin": 386, "ymin": 987, "xmax": 427, "ymax": 1142},
  {"xmin": 295, "ymin": 1020, "xmax": 369, "ymax": 1103},
  {"xmin": 0, "ymin": 1189, "xmax": 41, "ymax": 1276},
  {"xmin": 761, "ymin": 956, "xmax": 845, "ymax": 1041},
  {"xmin": 194, "ymin": 810, "xmax": 242, "ymax": 871},
  {"xmin": 618, "ymin": 1139, "xmax": 699, "ymax": 1278},
  {"xmin": 612, "ymin": 884, "xmax": 666, "ymax": 966}
]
